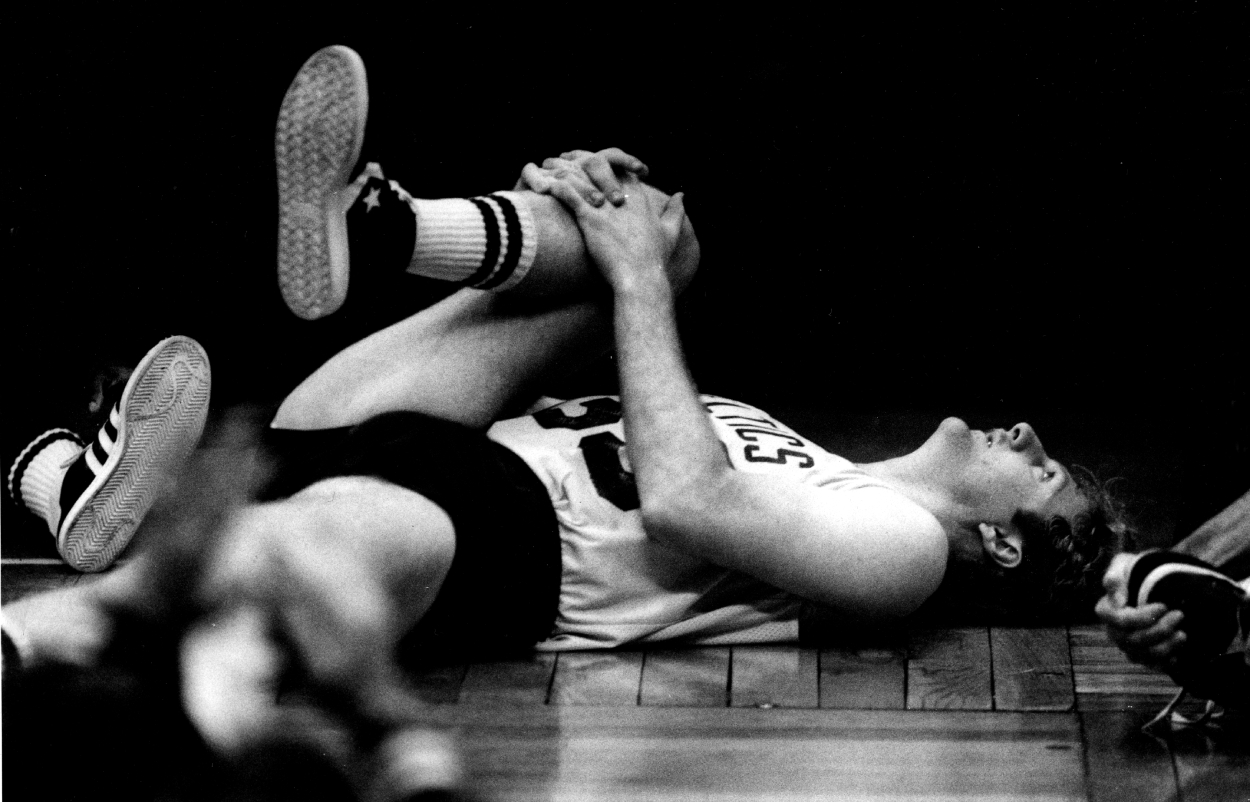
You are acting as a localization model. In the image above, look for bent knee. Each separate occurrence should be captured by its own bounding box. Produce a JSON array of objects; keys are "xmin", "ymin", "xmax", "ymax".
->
[
  {"xmin": 261, "ymin": 476, "xmax": 456, "ymax": 588},
  {"xmin": 295, "ymin": 475, "xmax": 455, "ymax": 539}
]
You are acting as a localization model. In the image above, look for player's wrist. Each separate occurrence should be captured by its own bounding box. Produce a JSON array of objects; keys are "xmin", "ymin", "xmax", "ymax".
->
[{"xmin": 607, "ymin": 260, "xmax": 672, "ymax": 296}]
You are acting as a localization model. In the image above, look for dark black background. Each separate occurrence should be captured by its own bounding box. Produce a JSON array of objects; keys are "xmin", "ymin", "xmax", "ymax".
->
[{"xmin": 6, "ymin": 6, "xmax": 1247, "ymax": 554}]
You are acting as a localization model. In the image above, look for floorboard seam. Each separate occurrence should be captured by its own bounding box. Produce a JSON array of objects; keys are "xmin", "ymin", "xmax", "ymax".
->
[{"xmin": 987, "ymin": 626, "xmax": 998, "ymax": 711}]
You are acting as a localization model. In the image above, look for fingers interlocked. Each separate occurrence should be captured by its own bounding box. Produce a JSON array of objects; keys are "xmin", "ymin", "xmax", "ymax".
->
[{"xmin": 519, "ymin": 147, "xmax": 650, "ymax": 207}]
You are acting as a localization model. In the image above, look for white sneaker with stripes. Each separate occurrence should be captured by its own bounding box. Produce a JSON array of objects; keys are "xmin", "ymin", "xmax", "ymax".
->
[{"xmin": 6, "ymin": 336, "xmax": 212, "ymax": 572}]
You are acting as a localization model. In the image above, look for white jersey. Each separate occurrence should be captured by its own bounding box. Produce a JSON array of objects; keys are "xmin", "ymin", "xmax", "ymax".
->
[{"xmin": 487, "ymin": 395, "xmax": 931, "ymax": 651}]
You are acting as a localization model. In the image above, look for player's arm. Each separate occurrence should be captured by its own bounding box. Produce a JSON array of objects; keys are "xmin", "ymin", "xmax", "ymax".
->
[{"xmin": 550, "ymin": 176, "xmax": 946, "ymax": 618}]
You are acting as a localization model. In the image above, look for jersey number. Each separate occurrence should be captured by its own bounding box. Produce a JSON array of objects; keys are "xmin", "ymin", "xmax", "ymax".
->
[
  {"xmin": 533, "ymin": 398, "xmax": 639, "ymax": 511},
  {"xmin": 581, "ymin": 431, "xmax": 640, "ymax": 511},
  {"xmin": 534, "ymin": 397, "xmax": 624, "ymax": 430}
]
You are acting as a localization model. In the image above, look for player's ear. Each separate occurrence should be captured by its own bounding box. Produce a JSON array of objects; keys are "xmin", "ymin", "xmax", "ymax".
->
[{"xmin": 978, "ymin": 523, "xmax": 1023, "ymax": 569}]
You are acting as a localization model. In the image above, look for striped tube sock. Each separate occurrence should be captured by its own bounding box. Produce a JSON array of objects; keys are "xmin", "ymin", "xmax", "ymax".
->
[
  {"xmin": 407, "ymin": 192, "xmax": 538, "ymax": 291},
  {"xmin": 7, "ymin": 429, "xmax": 86, "ymax": 537},
  {"xmin": 347, "ymin": 164, "xmax": 539, "ymax": 292}
]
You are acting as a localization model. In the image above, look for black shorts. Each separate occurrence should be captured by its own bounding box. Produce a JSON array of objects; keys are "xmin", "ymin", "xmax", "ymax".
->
[{"xmin": 258, "ymin": 411, "xmax": 560, "ymax": 664}]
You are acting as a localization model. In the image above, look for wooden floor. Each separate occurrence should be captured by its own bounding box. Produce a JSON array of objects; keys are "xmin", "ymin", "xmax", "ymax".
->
[{"xmin": 3, "ymin": 562, "xmax": 1246, "ymax": 801}]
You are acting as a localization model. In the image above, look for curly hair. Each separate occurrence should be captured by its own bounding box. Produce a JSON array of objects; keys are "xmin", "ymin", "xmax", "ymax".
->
[
  {"xmin": 917, "ymin": 467, "xmax": 1136, "ymax": 624},
  {"xmin": 1002, "ymin": 466, "xmax": 1137, "ymax": 620}
]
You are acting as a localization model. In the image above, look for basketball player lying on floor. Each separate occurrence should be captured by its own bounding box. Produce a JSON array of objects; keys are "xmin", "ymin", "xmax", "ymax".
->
[{"xmin": 3, "ymin": 46, "xmax": 1129, "ymax": 797}]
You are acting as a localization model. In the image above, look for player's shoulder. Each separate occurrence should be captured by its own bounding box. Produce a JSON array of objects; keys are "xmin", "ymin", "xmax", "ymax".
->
[
  {"xmin": 806, "ymin": 481, "xmax": 948, "ymax": 574},
  {"xmin": 850, "ymin": 484, "xmax": 945, "ymax": 541},
  {"xmin": 779, "ymin": 482, "xmax": 946, "ymax": 617},
  {"xmin": 858, "ymin": 487, "xmax": 948, "ymax": 612}
]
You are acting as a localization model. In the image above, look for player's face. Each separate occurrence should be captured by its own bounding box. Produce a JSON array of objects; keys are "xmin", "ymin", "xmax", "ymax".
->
[{"xmin": 919, "ymin": 417, "xmax": 1089, "ymax": 526}]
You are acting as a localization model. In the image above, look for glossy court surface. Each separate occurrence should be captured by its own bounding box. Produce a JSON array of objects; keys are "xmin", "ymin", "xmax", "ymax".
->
[{"xmin": 4, "ymin": 561, "xmax": 1246, "ymax": 801}]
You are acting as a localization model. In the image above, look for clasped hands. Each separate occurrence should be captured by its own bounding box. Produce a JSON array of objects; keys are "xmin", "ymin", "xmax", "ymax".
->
[
  {"xmin": 516, "ymin": 148, "xmax": 689, "ymax": 292},
  {"xmin": 516, "ymin": 147, "xmax": 649, "ymax": 207}
]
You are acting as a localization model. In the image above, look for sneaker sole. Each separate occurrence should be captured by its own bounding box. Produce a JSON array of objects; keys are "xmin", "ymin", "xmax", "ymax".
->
[
  {"xmin": 275, "ymin": 45, "xmax": 369, "ymax": 320},
  {"xmin": 58, "ymin": 336, "xmax": 212, "ymax": 572}
]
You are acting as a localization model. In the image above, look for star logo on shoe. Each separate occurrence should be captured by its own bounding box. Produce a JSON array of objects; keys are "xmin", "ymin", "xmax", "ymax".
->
[{"xmin": 363, "ymin": 187, "xmax": 382, "ymax": 212}]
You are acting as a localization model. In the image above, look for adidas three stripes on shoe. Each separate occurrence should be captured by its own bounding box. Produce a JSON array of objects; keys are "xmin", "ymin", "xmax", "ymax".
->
[{"xmin": 7, "ymin": 336, "xmax": 212, "ymax": 572}]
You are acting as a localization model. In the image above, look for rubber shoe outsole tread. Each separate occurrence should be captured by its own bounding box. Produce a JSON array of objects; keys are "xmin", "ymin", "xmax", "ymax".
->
[
  {"xmin": 275, "ymin": 45, "xmax": 369, "ymax": 320},
  {"xmin": 58, "ymin": 336, "xmax": 212, "ymax": 572}
]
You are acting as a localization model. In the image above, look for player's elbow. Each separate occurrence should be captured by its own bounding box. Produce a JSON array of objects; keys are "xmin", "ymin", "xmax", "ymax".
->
[
  {"xmin": 878, "ymin": 543, "xmax": 947, "ymax": 618},
  {"xmin": 637, "ymin": 477, "xmax": 721, "ymax": 549},
  {"xmin": 825, "ymin": 565, "xmax": 940, "ymax": 621},
  {"xmin": 639, "ymin": 496, "xmax": 690, "ymax": 546},
  {"xmin": 817, "ymin": 534, "xmax": 948, "ymax": 621}
]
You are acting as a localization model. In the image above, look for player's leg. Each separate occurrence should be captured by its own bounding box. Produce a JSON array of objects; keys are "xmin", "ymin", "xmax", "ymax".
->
[
  {"xmin": 4, "ymin": 442, "xmax": 465, "ymax": 800},
  {"xmin": 180, "ymin": 473, "xmax": 470, "ymax": 800},
  {"xmin": 271, "ymin": 288, "xmax": 605, "ymax": 431},
  {"xmin": 273, "ymin": 181, "xmax": 698, "ymax": 432},
  {"xmin": 185, "ymin": 475, "xmax": 456, "ymax": 749},
  {"xmin": 274, "ymin": 46, "xmax": 699, "ymax": 431},
  {"xmin": 277, "ymin": 45, "xmax": 688, "ymax": 321},
  {"xmin": 178, "ymin": 408, "xmax": 544, "ymax": 799}
]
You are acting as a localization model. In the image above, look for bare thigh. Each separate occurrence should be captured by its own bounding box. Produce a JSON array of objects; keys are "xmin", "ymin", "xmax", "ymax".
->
[
  {"xmin": 183, "ymin": 476, "xmax": 457, "ymax": 753},
  {"xmin": 272, "ymin": 290, "xmax": 610, "ymax": 431},
  {"xmin": 271, "ymin": 186, "xmax": 699, "ymax": 432},
  {"xmin": 208, "ymin": 475, "xmax": 458, "ymax": 649}
]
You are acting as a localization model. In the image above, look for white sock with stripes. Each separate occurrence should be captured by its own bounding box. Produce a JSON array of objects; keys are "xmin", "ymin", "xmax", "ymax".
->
[
  {"xmin": 7, "ymin": 429, "xmax": 86, "ymax": 536},
  {"xmin": 404, "ymin": 191, "xmax": 538, "ymax": 291}
]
